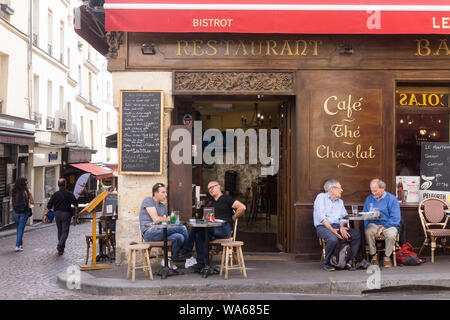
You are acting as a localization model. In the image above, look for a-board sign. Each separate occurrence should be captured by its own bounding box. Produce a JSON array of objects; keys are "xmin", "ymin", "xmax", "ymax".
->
[
  {"xmin": 420, "ymin": 142, "xmax": 450, "ymax": 192},
  {"xmin": 119, "ymin": 90, "xmax": 163, "ymax": 174},
  {"xmin": 102, "ymin": 193, "xmax": 118, "ymax": 216}
]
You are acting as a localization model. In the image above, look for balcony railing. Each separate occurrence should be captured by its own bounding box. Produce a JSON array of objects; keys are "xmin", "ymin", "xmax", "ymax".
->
[
  {"xmin": 46, "ymin": 117, "xmax": 54, "ymax": 130},
  {"xmin": 47, "ymin": 43, "xmax": 52, "ymax": 56}
]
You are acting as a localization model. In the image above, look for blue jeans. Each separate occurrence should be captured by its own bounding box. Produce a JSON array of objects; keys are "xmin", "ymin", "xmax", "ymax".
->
[
  {"xmin": 185, "ymin": 223, "xmax": 232, "ymax": 265},
  {"xmin": 316, "ymin": 223, "xmax": 361, "ymax": 265},
  {"xmin": 143, "ymin": 225, "xmax": 188, "ymax": 256},
  {"xmin": 13, "ymin": 211, "xmax": 29, "ymax": 247}
]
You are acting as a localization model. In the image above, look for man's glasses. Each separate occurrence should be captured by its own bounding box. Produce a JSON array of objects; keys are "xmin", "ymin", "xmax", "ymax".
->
[{"xmin": 208, "ymin": 184, "xmax": 218, "ymax": 191}]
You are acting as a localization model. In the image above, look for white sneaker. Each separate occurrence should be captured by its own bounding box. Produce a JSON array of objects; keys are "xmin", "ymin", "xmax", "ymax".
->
[
  {"xmin": 15, "ymin": 247, "xmax": 23, "ymax": 252},
  {"xmin": 185, "ymin": 256, "xmax": 197, "ymax": 268},
  {"xmin": 161, "ymin": 259, "xmax": 178, "ymax": 270}
]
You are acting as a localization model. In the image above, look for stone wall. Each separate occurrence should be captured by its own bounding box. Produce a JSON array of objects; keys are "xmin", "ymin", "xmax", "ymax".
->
[{"xmin": 113, "ymin": 72, "xmax": 173, "ymax": 264}]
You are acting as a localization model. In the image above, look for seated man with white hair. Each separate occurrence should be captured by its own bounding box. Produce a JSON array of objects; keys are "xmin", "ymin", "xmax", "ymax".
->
[
  {"xmin": 313, "ymin": 179, "xmax": 361, "ymax": 272},
  {"xmin": 363, "ymin": 178, "xmax": 401, "ymax": 268}
]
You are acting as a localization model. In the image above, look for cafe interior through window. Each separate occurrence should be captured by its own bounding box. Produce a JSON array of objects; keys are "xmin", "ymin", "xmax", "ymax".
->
[{"xmin": 395, "ymin": 83, "xmax": 450, "ymax": 204}]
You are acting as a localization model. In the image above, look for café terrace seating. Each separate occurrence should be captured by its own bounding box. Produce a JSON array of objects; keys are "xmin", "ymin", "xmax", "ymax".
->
[{"xmin": 418, "ymin": 197, "xmax": 450, "ymax": 263}]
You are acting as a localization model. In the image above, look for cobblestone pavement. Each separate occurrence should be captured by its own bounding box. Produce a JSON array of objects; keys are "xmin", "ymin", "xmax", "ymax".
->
[{"xmin": 0, "ymin": 221, "xmax": 238, "ymax": 300}]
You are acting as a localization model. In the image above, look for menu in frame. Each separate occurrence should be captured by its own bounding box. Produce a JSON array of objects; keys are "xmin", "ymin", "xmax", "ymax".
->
[{"xmin": 119, "ymin": 90, "xmax": 163, "ymax": 175}]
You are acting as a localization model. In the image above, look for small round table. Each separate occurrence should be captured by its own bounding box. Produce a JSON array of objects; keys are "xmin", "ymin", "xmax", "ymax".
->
[
  {"xmin": 187, "ymin": 219, "xmax": 226, "ymax": 278},
  {"xmin": 345, "ymin": 213, "xmax": 382, "ymax": 259},
  {"xmin": 144, "ymin": 222, "xmax": 185, "ymax": 279}
]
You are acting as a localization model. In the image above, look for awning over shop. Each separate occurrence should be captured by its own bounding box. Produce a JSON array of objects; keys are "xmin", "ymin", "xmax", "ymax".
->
[
  {"xmin": 69, "ymin": 163, "xmax": 114, "ymax": 179},
  {"xmin": 74, "ymin": 3, "xmax": 109, "ymax": 55},
  {"xmin": 105, "ymin": 0, "xmax": 450, "ymax": 34}
]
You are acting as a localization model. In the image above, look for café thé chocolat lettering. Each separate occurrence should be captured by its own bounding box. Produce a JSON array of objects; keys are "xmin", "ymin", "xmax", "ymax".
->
[{"xmin": 316, "ymin": 94, "xmax": 376, "ymax": 168}]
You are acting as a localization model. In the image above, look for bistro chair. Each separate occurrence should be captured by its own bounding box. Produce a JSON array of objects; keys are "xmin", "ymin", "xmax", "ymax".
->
[
  {"xmin": 219, "ymin": 240, "xmax": 247, "ymax": 280},
  {"xmin": 209, "ymin": 218, "xmax": 239, "ymax": 263},
  {"xmin": 364, "ymin": 233, "xmax": 400, "ymax": 267},
  {"xmin": 85, "ymin": 216, "xmax": 114, "ymax": 264},
  {"xmin": 126, "ymin": 243, "xmax": 153, "ymax": 282},
  {"xmin": 139, "ymin": 231, "xmax": 173, "ymax": 262},
  {"xmin": 418, "ymin": 198, "xmax": 450, "ymax": 263}
]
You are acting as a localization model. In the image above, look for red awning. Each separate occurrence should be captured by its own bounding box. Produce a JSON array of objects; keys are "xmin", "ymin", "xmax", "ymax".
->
[
  {"xmin": 70, "ymin": 163, "xmax": 114, "ymax": 180},
  {"xmin": 105, "ymin": 0, "xmax": 450, "ymax": 34}
]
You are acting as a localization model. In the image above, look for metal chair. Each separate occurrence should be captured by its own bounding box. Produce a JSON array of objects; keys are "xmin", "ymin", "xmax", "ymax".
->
[{"xmin": 418, "ymin": 198, "xmax": 450, "ymax": 263}]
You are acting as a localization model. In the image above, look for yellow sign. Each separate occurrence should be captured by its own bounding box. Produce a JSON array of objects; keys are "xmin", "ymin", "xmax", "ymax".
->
[{"xmin": 396, "ymin": 92, "xmax": 448, "ymax": 107}]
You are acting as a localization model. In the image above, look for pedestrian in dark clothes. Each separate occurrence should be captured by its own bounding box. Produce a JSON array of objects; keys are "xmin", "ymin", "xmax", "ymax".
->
[{"xmin": 43, "ymin": 178, "xmax": 78, "ymax": 255}]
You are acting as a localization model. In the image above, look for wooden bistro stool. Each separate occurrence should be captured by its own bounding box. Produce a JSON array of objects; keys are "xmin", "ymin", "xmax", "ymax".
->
[
  {"xmin": 219, "ymin": 241, "xmax": 247, "ymax": 280},
  {"xmin": 126, "ymin": 243, "xmax": 153, "ymax": 282}
]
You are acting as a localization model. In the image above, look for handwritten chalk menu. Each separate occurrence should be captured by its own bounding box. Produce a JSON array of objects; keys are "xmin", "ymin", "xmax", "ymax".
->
[
  {"xmin": 420, "ymin": 142, "xmax": 450, "ymax": 192},
  {"xmin": 120, "ymin": 91, "xmax": 163, "ymax": 174}
]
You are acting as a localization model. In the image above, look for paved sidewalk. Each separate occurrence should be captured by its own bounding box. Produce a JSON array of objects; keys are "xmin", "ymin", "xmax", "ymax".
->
[
  {"xmin": 2, "ymin": 219, "xmax": 450, "ymax": 298},
  {"xmin": 58, "ymin": 251, "xmax": 450, "ymax": 297}
]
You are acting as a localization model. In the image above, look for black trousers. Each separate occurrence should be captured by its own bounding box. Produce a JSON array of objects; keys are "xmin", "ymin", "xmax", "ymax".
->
[{"xmin": 54, "ymin": 210, "xmax": 72, "ymax": 250}]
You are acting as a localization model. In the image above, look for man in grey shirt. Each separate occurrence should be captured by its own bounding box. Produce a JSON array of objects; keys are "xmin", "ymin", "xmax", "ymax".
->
[{"xmin": 139, "ymin": 183, "xmax": 191, "ymax": 261}]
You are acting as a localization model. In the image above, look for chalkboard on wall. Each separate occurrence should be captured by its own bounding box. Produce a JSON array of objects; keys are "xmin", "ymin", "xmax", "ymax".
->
[
  {"xmin": 420, "ymin": 142, "xmax": 450, "ymax": 192},
  {"xmin": 119, "ymin": 90, "xmax": 163, "ymax": 174}
]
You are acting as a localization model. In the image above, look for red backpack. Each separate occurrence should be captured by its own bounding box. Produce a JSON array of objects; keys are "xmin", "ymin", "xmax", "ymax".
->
[{"xmin": 396, "ymin": 242, "xmax": 426, "ymax": 265}]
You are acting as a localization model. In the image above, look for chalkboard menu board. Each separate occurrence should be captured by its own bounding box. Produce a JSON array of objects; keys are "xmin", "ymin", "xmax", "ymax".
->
[
  {"xmin": 420, "ymin": 142, "xmax": 450, "ymax": 192},
  {"xmin": 119, "ymin": 91, "xmax": 163, "ymax": 174}
]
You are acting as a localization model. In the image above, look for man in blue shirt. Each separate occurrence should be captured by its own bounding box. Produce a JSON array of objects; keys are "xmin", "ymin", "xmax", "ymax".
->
[
  {"xmin": 362, "ymin": 179, "xmax": 401, "ymax": 268},
  {"xmin": 314, "ymin": 179, "xmax": 360, "ymax": 271}
]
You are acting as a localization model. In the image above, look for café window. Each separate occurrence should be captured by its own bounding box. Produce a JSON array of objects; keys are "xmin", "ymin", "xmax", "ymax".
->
[{"xmin": 395, "ymin": 83, "xmax": 450, "ymax": 204}]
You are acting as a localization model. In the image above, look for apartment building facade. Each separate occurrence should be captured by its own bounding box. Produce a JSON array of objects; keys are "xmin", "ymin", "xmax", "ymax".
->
[{"xmin": 0, "ymin": 0, "xmax": 117, "ymax": 225}]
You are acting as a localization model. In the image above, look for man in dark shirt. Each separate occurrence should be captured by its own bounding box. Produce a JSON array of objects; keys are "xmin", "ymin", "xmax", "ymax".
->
[
  {"xmin": 44, "ymin": 178, "xmax": 78, "ymax": 255},
  {"xmin": 177, "ymin": 181, "xmax": 246, "ymax": 269}
]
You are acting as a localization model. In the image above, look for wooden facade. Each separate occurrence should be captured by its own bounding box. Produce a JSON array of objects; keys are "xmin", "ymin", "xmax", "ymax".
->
[{"xmin": 109, "ymin": 33, "xmax": 450, "ymax": 260}]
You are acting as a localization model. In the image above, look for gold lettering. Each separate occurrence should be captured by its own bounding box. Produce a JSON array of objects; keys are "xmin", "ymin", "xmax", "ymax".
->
[
  {"xmin": 399, "ymin": 93, "xmax": 408, "ymax": 105},
  {"xmin": 331, "ymin": 124, "xmax": 361, "ymax": 139},
  {"xmin": 309, "ymin": 40, "xmax": 322, "ymax": 56},
  {"xmin": 220, "ymin": 40, "xmax": 235, "ymax": 56},
  {"xmin": 206, "ymin": 40, "xmax": 218, "ymax": 56},
  {"xmin": 295, "ymin": 40, "xmax": 307, "ymax": 56},
  {"xmin": 323, "ymin": 96, "xmax": 338, "ymax": 115},
  {"xmin": 428, "ymin": 94, "xmax": 440, "ymax": 106},
  {"xmin": 434, "ymin": 39, "xmax": 450, "ymax": 56},
  {"xmin": 266, "ymin": 40, "xmax": 278, "ymax": 56},
  {"xmin": 408, "ymin": 94, "xmax": 419, "ymax": 106},
  {"xmin": 235, "ymin": 40, "xmax": 248, "ymax": 56},
  {"xmin": 280, "ymin": 40, "xmax": 294, "ymax": 56},
  {"xmin": 415, "ymin": 39, "xmax": 431, "ymax": 56},
  {"xmin": 192, "ymin": 40, "xmax": 204, "ymax": 56},
  {"xmin": 316, "ymin": 145, "xmax": 327, "ymax": 158},
  {"xmin": 177, "ymin": 40, "xmax": 190, "ymax": 56}
]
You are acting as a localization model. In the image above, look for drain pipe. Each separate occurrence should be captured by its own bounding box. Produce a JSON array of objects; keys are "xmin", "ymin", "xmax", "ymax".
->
[{"xmin": 27, "ymin": 0, "xmax": 33, "ymax": 120}]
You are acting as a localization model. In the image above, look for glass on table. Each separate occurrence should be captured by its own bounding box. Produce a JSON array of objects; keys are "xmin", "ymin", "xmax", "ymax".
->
[
  {"xmin": 174, "ymin": 211, "xmax": 180, "ymax": 224},
  {"xmin": 351, "ymin": 205, "xmax": 358, "ymax": 215},
  {"xmin": 373, "ymin": 208, "xmax": 380, "ymax": 217}
]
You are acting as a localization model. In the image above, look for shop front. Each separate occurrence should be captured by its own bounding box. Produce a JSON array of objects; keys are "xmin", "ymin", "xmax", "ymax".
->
[
  {"xmin": 31, "ymin": 146, "xmax": 61, "ymax": 220},
  {"xmin": 0, "ymin": 114, "xmax": 35, "ymax": 227},
  {"xmin": 78, "ymin": 1, "xmax": 450, "ymax": 263}
]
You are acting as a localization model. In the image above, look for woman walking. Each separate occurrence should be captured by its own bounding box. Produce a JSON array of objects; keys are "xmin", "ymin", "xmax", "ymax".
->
[{"xmin": 10, "ymin": 177, "xmax": 34, "ymax": 252}]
